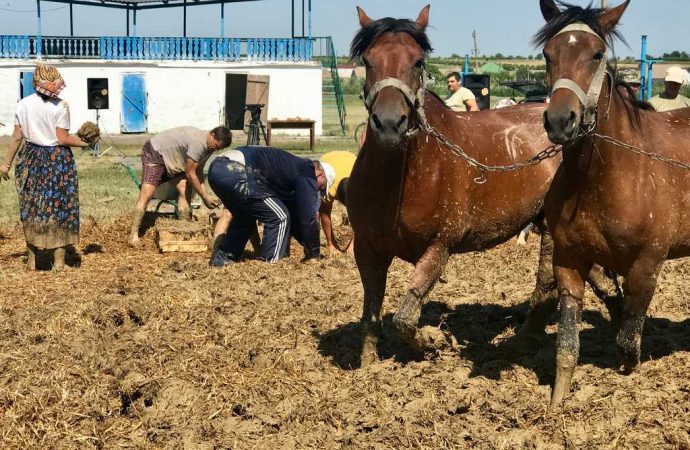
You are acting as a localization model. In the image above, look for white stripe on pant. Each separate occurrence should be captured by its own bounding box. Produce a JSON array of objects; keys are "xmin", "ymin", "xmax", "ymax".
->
[{"xmin": 263, "ymin": 197, "xmax": 289, "ymax": 262}]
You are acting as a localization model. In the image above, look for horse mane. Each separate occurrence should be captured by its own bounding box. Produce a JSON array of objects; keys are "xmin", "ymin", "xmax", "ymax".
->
[
  {"xmin": 350, "ymin": 17, "xmax": 433, "ymax": 60},
  {"xmin": 532, "ymin": 2, "xmax": 648, "ymax": 124}
]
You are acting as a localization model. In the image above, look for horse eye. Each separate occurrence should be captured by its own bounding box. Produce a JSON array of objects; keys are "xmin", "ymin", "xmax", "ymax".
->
[
  {"xmin": 593, "ymin": 51, "xmax": 604, "ymax": 61},
  {"xmin": 414, "ymin": 59, "xmax": 424, "ymax": 68}
]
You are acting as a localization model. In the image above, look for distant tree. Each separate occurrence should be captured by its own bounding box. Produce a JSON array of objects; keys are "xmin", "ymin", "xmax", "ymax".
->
[
  {"xmin": 494, "ymin": 52, "xmax": 505, "ymax": 59},
  {"xmin": 527, "ymin": 55, "xmax": 534, "ymax": 60},
  {"xmin": 451, "ymin": 53, "xmax": 461, "ymax": 59},
  {"xmin": 515, "ymin": 66, "xmax": 530, "ymax": 80},
  {"xmin": 535, "ymin": 53, "xmax": 543, "ymax": 60}
]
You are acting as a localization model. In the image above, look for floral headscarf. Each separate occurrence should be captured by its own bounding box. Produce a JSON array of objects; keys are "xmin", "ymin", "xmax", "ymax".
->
[{"xmin": 33, "ymin": 63, "xmax": 66, "ymax": 98}]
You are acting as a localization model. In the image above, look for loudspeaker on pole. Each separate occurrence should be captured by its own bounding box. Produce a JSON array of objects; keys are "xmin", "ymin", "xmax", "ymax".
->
[{"xmin": 87, "ymin": 78, "xmax": 109, "ymax": 110}]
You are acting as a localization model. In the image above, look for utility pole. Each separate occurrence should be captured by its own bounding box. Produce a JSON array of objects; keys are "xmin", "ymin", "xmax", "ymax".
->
[
  {"xmin": 472, "ymin": 30, "xmax": 479, "ymax": 72},
  {"xmin": 601, "ymin": 0, "xmax": 608, "ymax": 8}
]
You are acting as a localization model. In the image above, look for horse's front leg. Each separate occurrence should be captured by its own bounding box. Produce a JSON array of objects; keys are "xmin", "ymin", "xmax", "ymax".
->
[
  {"xmin": 617, "ymin": 253, "xmax": 664, "ymax": 374},
  {"xmin": 551, "ymin": 251, "xmax": 591, "ymax": 408},
  {"xmin": 355, "ymin": 238, "xmax": 392, "ymax": 367},
  {"xmin": 392, "ymin": 241, "xmax": 449, "ymax": 351}
]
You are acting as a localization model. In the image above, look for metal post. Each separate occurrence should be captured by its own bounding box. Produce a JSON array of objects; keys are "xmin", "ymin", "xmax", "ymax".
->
[
  {"xmin": 640, "ymin": 35, "xmax": 647, "ymax": 99},
  {"xmin": 302, "ymin": 0, "xmax": 305, "ymax": 37},
  {"xmin": 69, "ymin": 1, "xmax": 74, "ymax": 36},
  {"xmin": 308, "ymin": 0, "xmax": 312, "ymax": 39},
  {"xmin": 36, "ymin": 0, "xmax": 42, "ymax": 57},
  {"xmin": 133, "ymin": 5, "xmax": 137, "ymax": 37},
  {"xmin": 307, "ymin": 0, "xmax": 311, "ymax": 58},
  {"xmin": 291, "ymin": 0, "xmax": 295, "ymax": 38},
  {"xmin": 220, "ymin": 1, "xmax": 225, "ymax": 38},
  {"xmin": 126, "ymin": 5, "xmax": 130, "ymax": 37},
  {"xmin": 464, "ymin": 55, "xmax": 470, "ymax": 76},
  {"xmin": 183, "ymin": 0, "xmax": 187, "ymax": 37}
]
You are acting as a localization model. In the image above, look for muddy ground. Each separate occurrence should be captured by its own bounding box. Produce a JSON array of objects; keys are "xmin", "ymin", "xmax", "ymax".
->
[{"xmin": 0, "ymin": 209, "xmax": 689, "ymax": 449}]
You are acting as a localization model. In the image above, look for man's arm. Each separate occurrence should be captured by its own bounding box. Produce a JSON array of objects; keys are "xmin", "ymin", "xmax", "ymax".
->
[
  {"xmin": 294, "ymin": 177, "xmax": 321, "ymax": 260},
  {"xmin": 465, "ymin": 97, "xmax": 480, "ymax": 111},
  {"xmin": 319, "ymin": 202, "xmax": 342, "ymax": 252},
  {"xmin": 0, "ymin": 125, "xmax": 23, "ymax": 180},
  {"xmin": 185, "ymin": 158, "xmax": 220, "ymax": 209}
]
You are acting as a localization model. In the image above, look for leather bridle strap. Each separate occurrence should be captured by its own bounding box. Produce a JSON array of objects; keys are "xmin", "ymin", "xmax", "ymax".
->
[
  {"xmin": 363, "ymin": 73, "xmax": 428, "ymax": 139},
  {"xmin": 550, "ymin": 22, "xmax": 610, "ymax": 126}
]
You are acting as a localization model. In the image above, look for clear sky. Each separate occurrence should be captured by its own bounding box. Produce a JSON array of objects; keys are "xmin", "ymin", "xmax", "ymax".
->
[{"xmin": 0, "ymin": 0, "xmax": 688, "ymax": 58}]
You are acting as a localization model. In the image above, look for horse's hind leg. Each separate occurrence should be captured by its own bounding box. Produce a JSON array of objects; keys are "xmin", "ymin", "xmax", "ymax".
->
[
  {"xmin": 587, "ymin": 265, "xmax": 624, "ymax": 326},
  {"xmin": 516, "ymin": 224, "xmax": 558, "ymax": 344},
  {"xmin": 392, "ymin": 241, "xmax": 449, "ymax": 352},
  {"xmin": 616, "ymin": 255, "xmax": 664, "ymax": 374},
  {"xmin": 355, "ymin": 239, "xmax": 392, "ymax": 367}
]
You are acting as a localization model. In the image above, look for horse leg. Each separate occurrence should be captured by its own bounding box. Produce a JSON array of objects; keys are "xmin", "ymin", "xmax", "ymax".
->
[
  {"xmin": 355, "ymin": 239, "xmax": 392, "ymax": 367},
  {"xmin": 516, "ymin": 227, "xmax": 558, "ymax": 344},
  {"xmin": 392, "ymin": 242, "xmax": 449, "ymax": 351},
  {"xmin": 551, "ymin": 255, "xmax": 591, "ymax": 408},
  {"xmin": 587, "ymin": 265, "xmax": 624, "ymax": 327},
  {"xmin": 616, "ymin": 255, "xmax": 664, "ymax": 374}
]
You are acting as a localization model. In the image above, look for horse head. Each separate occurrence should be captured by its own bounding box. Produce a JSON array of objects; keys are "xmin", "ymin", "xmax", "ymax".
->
[
  {"xmin": 352, "ymin": 5, "xmax": 432, "ymax": 149},
  {"xmin": 536, "ymin": 0, "xmax": 629, "ymax": 144}
]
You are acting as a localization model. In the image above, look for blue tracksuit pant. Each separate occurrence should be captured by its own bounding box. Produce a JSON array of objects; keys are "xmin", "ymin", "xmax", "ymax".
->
[{"xmin": 208, "ymin": 157, "xmax": 290, "ymax": 262}]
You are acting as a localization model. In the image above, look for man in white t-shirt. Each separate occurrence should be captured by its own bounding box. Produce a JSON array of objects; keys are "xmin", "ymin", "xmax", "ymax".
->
[
  {"xmin": 444, "ymin": 72, "xmax": 479, "ymax": 112},
  {"xmin": 649, "ymin": 66, "xmax": 690, "ymax": 112}
]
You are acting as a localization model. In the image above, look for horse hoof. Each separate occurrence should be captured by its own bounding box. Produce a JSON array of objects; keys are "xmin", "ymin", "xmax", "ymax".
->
[{"xmin": 392, "ymin": 315, "xmax": 420, "ymax": 349}]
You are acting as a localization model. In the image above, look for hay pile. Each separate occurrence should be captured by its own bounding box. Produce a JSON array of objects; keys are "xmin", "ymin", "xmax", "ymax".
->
[{"xmin": 0, "ymin": 209, "xmax": 689, "ymax": 448}]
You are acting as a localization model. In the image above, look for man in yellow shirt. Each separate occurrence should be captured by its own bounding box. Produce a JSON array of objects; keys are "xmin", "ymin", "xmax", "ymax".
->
[
  {"xmin": 444, "ymin": 72, "xmax": 479, "ymax": 112},
  {"xmin": 320, "ymin": 150, "xmax": 357, "ymax": 253},
  {"xmin": 649, "ymin": 66, "xmax": 690, "ymax": 112}
]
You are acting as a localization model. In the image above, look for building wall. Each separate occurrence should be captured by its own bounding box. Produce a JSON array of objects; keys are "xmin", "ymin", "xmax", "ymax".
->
[{"xmin": 0, "ymin": 60, "xmax": 322, "ymax": 137}]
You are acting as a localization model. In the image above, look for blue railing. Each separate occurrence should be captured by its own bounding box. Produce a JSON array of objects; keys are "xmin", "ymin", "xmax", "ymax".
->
[{"xmin": 0, "ymin": 35, "xmax": 314, "ymax": 62}]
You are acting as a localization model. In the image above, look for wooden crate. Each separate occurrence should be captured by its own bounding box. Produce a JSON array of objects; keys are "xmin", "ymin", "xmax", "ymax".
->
[{"xmin": 155, "ymin": 220, "xmax": 209, "ymax": 253}]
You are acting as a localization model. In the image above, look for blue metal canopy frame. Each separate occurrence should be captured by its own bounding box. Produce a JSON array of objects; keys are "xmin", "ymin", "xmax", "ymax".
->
[{"xmin": 32, "ymin": 0, "xmax": 311, "ymax": 41}]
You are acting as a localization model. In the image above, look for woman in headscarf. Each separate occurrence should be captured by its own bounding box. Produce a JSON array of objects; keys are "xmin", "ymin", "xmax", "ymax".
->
[{"xmin": 0, "ymin": 63, "xmax": 89, "ymax": 270}]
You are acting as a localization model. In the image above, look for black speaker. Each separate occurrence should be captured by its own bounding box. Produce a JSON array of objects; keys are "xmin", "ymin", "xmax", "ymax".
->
[
  {"xmin": 462, "ymin": 74, "xmax": 491, "ymax": 110},
  {"xmin": 87, "ymin": 78, "xmax": 109, "ymax": 110}
]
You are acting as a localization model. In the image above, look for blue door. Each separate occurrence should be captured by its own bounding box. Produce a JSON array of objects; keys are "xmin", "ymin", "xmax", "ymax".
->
[
  {"xmin": 121, "ymin": 73, "xmax": 147, "ymax": 133},
  {"xmin": 21, "ymin": 71, "xmax": 35, "ymax": 98}
]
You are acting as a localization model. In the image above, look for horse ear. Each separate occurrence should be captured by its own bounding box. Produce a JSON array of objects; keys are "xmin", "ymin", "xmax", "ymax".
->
[
  {"xmin": 598, "ymin": 0, "xmax": 630, "ymax": 34},
  {"xmin": 357, "ymin": 7, "xmax": 373, "ymax": 27},
  {"xmin": 539, "ymin": 0, "xmax": 560, "ymax": 22},
  {"xmin": 415, "ymin": 4, "xmax": 430, "ymax": 30}
]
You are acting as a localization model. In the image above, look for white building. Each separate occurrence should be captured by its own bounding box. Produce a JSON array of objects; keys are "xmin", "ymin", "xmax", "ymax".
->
[{"xmin": 0, "ymin": 58, "xmax": 324, "ymax": 136}]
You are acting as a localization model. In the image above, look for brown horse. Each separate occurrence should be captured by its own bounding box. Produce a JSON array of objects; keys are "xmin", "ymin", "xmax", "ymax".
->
[
  {"xmin": 537, "ymin": 0, "xmax": 690, "ymax": 407},
  {"xmin": 347, "ymin": 5, "xmax": 619, "ymax": 366}
]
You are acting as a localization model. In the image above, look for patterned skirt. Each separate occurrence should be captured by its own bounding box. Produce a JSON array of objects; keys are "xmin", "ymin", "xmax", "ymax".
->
[{"xmin": 15, "ymin": 142, "xmax": 79, "ymax": 248}]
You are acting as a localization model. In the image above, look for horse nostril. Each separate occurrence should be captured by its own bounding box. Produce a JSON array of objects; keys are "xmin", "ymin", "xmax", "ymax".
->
[
  {"xmin": 543, "ymin": 111, "xmax": 553, "ymax": 133},
  {"xmin": 567, "ymin": 111, "xmax": 577, "ymax": 130},
  {"xmin": 396, "ymin": 114, "xmax": 408, "ymax": 130},
  {"xmin": 371, "ymin": 113, "xmax": 383, "ymax": 130}
]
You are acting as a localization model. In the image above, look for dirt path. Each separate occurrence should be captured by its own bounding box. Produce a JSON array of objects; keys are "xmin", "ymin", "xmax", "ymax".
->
[{"xmin": 0, "ymin": 215, "xmax": 688, "ymax": 448}]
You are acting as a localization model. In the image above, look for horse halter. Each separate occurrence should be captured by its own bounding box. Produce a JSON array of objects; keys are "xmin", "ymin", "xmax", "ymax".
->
[
  {"xmin": 549, "ymin": 23, "xmax": 610, "ymax": 126},
  {"xmin": 362, "ymin": 66, "xmax": 429, "ymax": 139}
]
